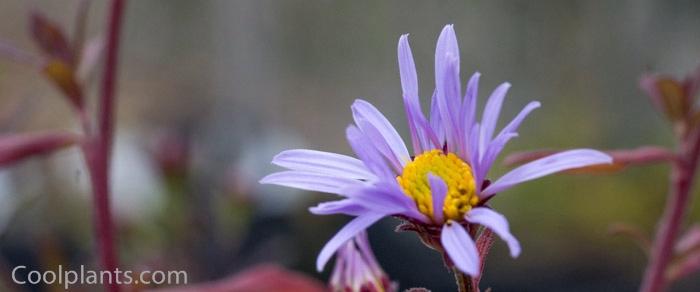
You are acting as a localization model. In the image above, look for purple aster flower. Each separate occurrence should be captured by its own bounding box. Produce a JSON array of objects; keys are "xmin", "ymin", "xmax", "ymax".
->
[
  {"xmin": 329, "ymin": 231, "xmax": 396, "ymax": 292},
  {"xmin": 261, "ymin": 24, "xmax": 612, "ymax": 277}
]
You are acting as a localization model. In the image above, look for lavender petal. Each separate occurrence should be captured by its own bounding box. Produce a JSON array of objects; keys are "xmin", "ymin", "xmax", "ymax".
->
[
  {"xmin": 260, "ymin": 171, "xmax": 364, "ymax": 195},
  {"xmin": 436, "ymin": 56, "xmax": 462, "ymax": 153},
  {"xmin": 316, "ymin": 213, "xmax": 385, "ymax": 271},
  {"xmin": 428, "ymin": 174, "xmax": 447, "ymax": 224},
  {"xmin": 310, "ymin": 199, "xmax": 369, "ymax": 216},
  {"xmin": 273, "ymin": 149, "xmax": 376, "ymax": 180},
  {"xmin": 482, "ymin": 149, "xmax": 613, "ymax": 196},
  {"xmin": 459, "ymin": 72, "xmax": 481, "ymax": 158},
  {"xmin": 352, "ymin": 99, "xmax": 410, "ymax": 167},
  {"xmin": 479, "ymin": 82, "xmax": 511, "ymax": 159},
  {"xmin": 466, "ymin": 207, "xmax": 521, "ymax": 257},
  {"xmin": 346, "ymin": 125, "xmax": 395, "ymax": 181},
  {"xmin": 495, "ymin": 101, "xmax": 541, "ymax": 140},
  {"xmin": 441, "ymin": 221, "xmax": 480, "ymax": 276}
]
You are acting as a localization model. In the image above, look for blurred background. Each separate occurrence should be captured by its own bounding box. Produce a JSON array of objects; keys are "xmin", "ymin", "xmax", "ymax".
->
[{"xmin": 1, "ymin": 0, "xmax": 700, "ymax": 291}]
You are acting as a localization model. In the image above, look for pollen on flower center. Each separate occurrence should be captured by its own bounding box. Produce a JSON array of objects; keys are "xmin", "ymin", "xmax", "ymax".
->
[{"xmin": 397, "ymin": 149, "xmax": 478, "ymax": 222}]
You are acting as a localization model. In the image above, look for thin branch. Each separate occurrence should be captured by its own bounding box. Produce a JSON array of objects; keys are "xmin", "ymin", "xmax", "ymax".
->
[{"xmin": 86, "ymin": 1, "xmax": 125, "ymax": 292}]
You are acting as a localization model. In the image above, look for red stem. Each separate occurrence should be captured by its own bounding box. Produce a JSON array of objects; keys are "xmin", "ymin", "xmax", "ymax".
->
[
  {"xmin": 640, "ymin": 130, "xmax": 700, "ymax": 292},
  {"xmin": 85, "ymin": 0, "xmax": 125, "ymax": 291}
]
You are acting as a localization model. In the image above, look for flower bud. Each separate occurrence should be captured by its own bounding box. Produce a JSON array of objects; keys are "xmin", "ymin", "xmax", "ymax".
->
[{"xmin": 330, "ymin": 232, "xmax": 396, "ymax": 292}]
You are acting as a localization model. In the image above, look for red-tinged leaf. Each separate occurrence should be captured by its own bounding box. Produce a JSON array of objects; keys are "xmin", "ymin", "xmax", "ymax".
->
[
  {"xmin": 676, "ymin": 225, "xmax": 700, "ymax": 255},
  {"xmin": 42, "ymin": 59, "xmax": 83, "ymax": 108},
  {"xmin": 640, "ymin": 74, "xmax": 690, "ymax": 122},
  {"xmin": 30, "ymin": 11, "xmax": 73, "ymax": 63},
  {"xmin": 0, "ymin": 131, "xmax": 81, "ymax": 167},
  {"xmin": 147, "ymin": 264, "xmax": 326, "ymax": 292},
  {"xmin": 504, "ymin": 147, "xmax": 674, "ymax": 174},
  {"xmin": 667, "ymin": 250, "xmax": 700, "ymax": 282}
]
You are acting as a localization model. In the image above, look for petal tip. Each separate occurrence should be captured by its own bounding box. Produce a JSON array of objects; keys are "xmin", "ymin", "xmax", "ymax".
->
[{"xmin": 258, "ymin": 173, "xmax": 278, "ymax": 185}]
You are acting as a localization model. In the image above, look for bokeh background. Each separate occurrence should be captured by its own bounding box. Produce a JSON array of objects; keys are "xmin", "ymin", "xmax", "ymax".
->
[{"xmin": 1, "ymin": 0, "xmax": 700, "ymax": 291}]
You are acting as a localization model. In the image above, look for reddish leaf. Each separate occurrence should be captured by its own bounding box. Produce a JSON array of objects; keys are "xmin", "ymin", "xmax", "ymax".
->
[
  {"xmin": 148, "ymin": 264, "xmax": 326, "ymax": 292},
  {"xmin": 42, "ymin": 59, "xmax": 83, "ymax": 108},
  {"xmin": 30, "ymin": 11, "xmax": 73, "ymax": 63},
  {"xmin": 0, "ymin": 131, "xmax": 80, "ymax": 167},
  {"xmin": 640, "ymin": 74, "xmax": 689, "ymax": 122}
]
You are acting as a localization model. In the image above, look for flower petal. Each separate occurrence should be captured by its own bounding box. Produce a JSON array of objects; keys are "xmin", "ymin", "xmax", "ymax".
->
[
  {"xmin": 317, "ymin": 213, "xmax": 385, "ymax": 271},
  {"xmin": 272, "ymin": 149, "xmax": 376, "ymax": 180},
  {"xmin": 399, "ymin": 34, "xmax": 435, "ymax": 155},
  {"xmin": 346, "ymin": 125, "xmax": 395, "ymax": 180},
  {"xmin": 435, "ymin": 24, "xmax": 460, "ymax": 88},
  {"xmin": 310, "ymin": 199, "xmax": 369, "ymax": 216},
  {"xmin": 479, "ymin": 83, "xmax": 511, "ymax": 159},
  {"xmin": 428, "ymin": 174, "xmax": 447, "ymax": 224},
  {"xmin": 429, "ymin": 90, "xmax": 445, "ymax": 143},
  {"xmin": 405, "ymin": 98, "xmax": 440, "ymax": 154},
  {"xmin": 467, "ymin": 123, "xmax": 481, "ymax": 176},
  {"xmin": 475, "ymin": 132, "xmax": 518, "ymax": 191},
  {"xmin": 459, "ymin": 72, "xmax": 481, "ymax": 158},
  {"xmin": 482, "ymin": 149, "xmax": 613, "ymax": 196},
  {"xmin": 495, "ymin": 101, "xmax": 541, "ymax": 139},
  {"xmin": 354, "ymin": 231, "xmax": 384, "ymax": 276},
  {"xmin": 343, "ymin": 186, "xmax": 413, "ymax": 215},
  {"xmin": 355, "ymin": 119, "xmax": 403, "ymax": 172},
  {"xmin": 398, "ymin": 34, "xmax": 419, "ymax": 102},
  {"xmin": 441, "ymin": 221, "xmax": 480, "ymax": 276},
  {"xmin": 436, "ymin": 56, "xmax": 462, "ymax": 153},
  {"xmin": 260, "ymin": 171, "xmax": 363, "ymax": 195},
  {"xmin": 343, "ymin": 184, "xmax": 427, "ymax": 222},
  {"xmin": 466, "ymin": 207, "xmax": 521, "ymax": 257},
  {"xmin": 352, "ymin": 99, "xmax": 410, "ymax": 167}
]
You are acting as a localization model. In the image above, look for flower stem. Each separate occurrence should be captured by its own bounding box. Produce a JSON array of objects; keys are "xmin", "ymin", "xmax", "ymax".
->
[
  {"xmin": 85, "ymin": 1, "xmax": 125, "ymax": 291},
  {"xmin": 452, "ymin": 267, "xmax": 475, "ymax": 292},
  {"xmin": 640, "ymin": 130, "xmax": 700, "ymax": 292}
]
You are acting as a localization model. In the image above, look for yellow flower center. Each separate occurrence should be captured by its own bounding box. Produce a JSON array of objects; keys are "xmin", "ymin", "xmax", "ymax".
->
[{"xmin": 397, "ymin": 149, "xmax": 478, "ymax": 222}]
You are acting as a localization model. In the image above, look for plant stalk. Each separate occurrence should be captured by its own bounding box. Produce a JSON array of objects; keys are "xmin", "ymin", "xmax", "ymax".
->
[
  {"xmin": 640, "ymin": 129, "xmax": 700, "ymax": 292},
  {"xmin": 85, "ymin": 0, "xmax": 125, "ymax": 291},
  {"xmin": 452, "ymin": 267, "xmax": 475, "ymax": 292}
]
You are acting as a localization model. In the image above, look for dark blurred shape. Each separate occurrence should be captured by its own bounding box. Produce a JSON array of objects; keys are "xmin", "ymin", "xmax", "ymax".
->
[{"xmin": 150, "ymin": 130, "xmax": 190, "ymax": 180}]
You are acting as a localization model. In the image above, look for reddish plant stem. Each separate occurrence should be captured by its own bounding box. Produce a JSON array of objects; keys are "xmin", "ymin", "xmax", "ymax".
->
[
  {"xmin": 84, "ymin": 1, "xmax": 125, "ymax": 292},
  {"xmin": 640, "ymin": 129, "xmax": 700, "ymax": 292},
  {"xmin": 451, "ymin": 267, "xmax": 474, "ymax": 292}
]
